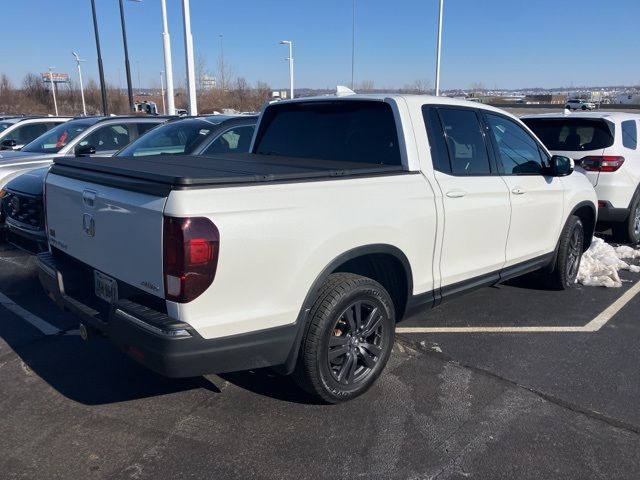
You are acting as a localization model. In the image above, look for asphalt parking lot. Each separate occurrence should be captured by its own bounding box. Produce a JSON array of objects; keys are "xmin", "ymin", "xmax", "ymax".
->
[{"xmin": 1, "ymin": 243, "xmax": 640, "ymax": 479}]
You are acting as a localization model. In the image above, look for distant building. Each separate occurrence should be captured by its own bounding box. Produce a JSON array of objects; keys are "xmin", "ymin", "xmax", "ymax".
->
[
  {"xmin": 615, "ymin": 93, "xmax": 640, "ymax": 105},
  {"xmin": 524, "ymin": 94, "xmax": 567, "ymax": 104}
]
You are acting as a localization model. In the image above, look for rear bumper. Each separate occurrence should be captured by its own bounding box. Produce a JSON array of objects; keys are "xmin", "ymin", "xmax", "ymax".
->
[
  {"xmin": 597, "ymin": 202, "xmax": 629, "ymax": 224},
  {"xmin": 37, "ymin": 252, "xmax": 298, "ymax": 377}
]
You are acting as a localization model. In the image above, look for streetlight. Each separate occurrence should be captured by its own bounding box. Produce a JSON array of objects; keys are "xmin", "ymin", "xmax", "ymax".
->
[
  {"xmin": 160, "ymin": 0, "xmax": 175, "ymax": 115},
  {"xmin": 434, "ymin": 0, "xmax": 444, "ymax": 96},
  {"xmin": 219, "ymin": 33, "xmax": 224, "ymax": 90},
  {"xmin": 351, "ymin": 0, "xmax": 355, "ymax": 90},
  {"xmin": 280, "ymin": 40, "xmax": 294, "ymax": 99},
  {"xmin": 118, "ymin": 0, "xmax": 141, "ymax": 112},
  {"xmin": 182, "ymin": 0, "xmax": 198, "ymax": 115},
  {"xmin": 160, "ymin": 71, "xmax": 166, "ymax": 115},
  {"xmin": 72, "ymin": 52, "xmax": 87, "ymax": 116},
  {"xmin": 90, "ymin": 0, "xmax": 108, "ymax": 115},
  {"xmin": 47, "ymin": 67, "xmax": 59, "ymax": 116}
]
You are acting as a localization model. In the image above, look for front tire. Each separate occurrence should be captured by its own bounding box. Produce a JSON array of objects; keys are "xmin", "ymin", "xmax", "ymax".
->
[
  {"xmin": 293, "ymin": 273, "xmax": 395, "ymax": 404},
  {"xmin": 613, "ymin": 196, "xmax": 640, "ymax": 245},
  {"xmin": 547, "ymin": 215, "xmax": 584, "ymax": 289}
]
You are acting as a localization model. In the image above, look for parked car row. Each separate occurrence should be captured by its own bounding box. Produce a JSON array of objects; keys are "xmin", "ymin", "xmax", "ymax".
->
[
  {"xmin": 0, "ymin": 114, "xmax": 257, "ymax": 251},
  {"xmin": 2, "ymin": 95, "xmax": 639, "ymax": 403},
  {"xmin": 0, "ymin": 116, "xmax": 71, "ymax": 150}
]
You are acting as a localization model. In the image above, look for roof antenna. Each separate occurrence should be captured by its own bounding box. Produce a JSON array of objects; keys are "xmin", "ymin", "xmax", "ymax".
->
[{"xmin": 336, "ymin": 85, "xmax": 356, "ymax": 97}]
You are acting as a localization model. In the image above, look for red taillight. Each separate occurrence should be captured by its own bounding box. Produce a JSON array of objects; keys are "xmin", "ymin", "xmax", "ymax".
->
[
  {"xmin": 163, "ymin": 216, "xmax": 220, "ymax": 303},
  {"xmin": 580, "ymin": 156, "xmax": 625, "ymax": 172}
]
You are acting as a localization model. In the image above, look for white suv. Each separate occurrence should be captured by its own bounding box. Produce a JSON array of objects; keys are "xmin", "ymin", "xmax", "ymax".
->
[
  {"xmin": 565, "ymin": 99, "xmax": 596, "ymax": 111},
  {"xmin": 523, "ymin": 112, "xmax": 640, "ymax": 243}
]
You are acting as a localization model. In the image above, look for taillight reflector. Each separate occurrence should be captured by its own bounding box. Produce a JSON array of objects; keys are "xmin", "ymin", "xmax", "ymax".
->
[
  {"xmin": 580, "ymin": 156, "xmax": 625, "ymax": 172},
  {"xmin": 163, "ymin": 216, "xmax": 220, "ymax": 303}
]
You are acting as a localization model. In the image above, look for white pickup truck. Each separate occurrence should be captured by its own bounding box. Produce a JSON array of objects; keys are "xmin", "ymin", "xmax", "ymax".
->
[{"xmin": 38, "ymin": 95, "xmax": 597, "ymax": 403}]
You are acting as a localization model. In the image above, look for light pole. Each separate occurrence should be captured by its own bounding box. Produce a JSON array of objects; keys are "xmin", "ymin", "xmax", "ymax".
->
[
  {"xmin": 72, "ymin": 52, "xmax": 87, "ymax": 116},
  {"xmin": 118, "ymin": 0, "xmax": 141, "ymax": 112},
  {"xmin": 160, "ymin": 0, "xmax": 175, "ymax": 115},
  {"xmin": 160, "ymin": 71, "xmax": 166, "ymax": 115},
  {"xmin": 280, "ymin": 40, "xmax": 294, "ymax": 99},
  {"xmin": 182, "ymin": 0, "xmax": 198, "ymax": 115},
  {"xmin": 351, "ymin": 0, "xmax": 355, "ymax": 90},
  {"xmin": 434, "ymin": 0, "xmax": 444, "ymax": 96},
  {"xmin": 47, "ymin": 67, "xmax": 59, "ymax": 116},
  {"xmin": 219, "ymin": 33, "xmax": 224, "ymax": 90},
  {"xmin": 90, "ymin": 0, "xmax": 108, "ymax": 115}
]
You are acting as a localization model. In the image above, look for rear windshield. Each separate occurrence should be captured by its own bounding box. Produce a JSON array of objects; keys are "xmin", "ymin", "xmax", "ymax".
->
[
  {"xmin": 253, "ymin": 101, "xmax": 402, "ymax": 165},
  {"xmin": 522, "ymin": 118, "xmax": 615, "ymax": 151},
  {"xmin": 0, "ymin": 121, "xmax": 11, "ymax": 132},
  {"xmin": 21, "ymin": 120, "xmax": 94, "ymax": 153}
]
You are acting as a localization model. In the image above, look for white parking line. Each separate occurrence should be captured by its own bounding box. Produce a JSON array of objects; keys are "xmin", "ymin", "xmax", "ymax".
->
[
  {"xmin": 0, "ymin": 292, "xmax": 61, "ymax": 335},
  {"xmin": 397, "ymin": 281, "xmax": 640, "ymax": 334}
]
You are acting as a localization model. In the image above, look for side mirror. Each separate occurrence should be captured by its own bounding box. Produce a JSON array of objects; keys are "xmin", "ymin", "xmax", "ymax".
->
[
  {"xmin": 548, "ymin": 155, "xmax": 574, "ymax": 177},
  {"xmin": 75, "ymin": 144, "xmax": 96, "ymax": 157},
  {"xmin": 1, "ymin": 139, "xmax": 17, "ymax": 150}
]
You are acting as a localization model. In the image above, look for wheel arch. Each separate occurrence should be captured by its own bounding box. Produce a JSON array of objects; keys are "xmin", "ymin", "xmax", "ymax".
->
[
  {"xmin": 280, "ymin": 244, "xmax": 413, "ymax": 374},
  {"xmin": 570, "ymin": 200, "xmax": 597, "ymax": 251}
]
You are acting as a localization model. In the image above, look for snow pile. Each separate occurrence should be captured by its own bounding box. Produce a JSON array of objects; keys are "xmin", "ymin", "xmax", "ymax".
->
[{"xmin": 577, "ymin": 237, "xmax": 640, "ymax": 288}]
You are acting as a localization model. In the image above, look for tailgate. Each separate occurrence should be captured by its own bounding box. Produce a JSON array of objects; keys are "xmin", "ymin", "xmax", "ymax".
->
[{"xmin": 45, "ymin": 172, "xmax": 166, "ymax": 298}]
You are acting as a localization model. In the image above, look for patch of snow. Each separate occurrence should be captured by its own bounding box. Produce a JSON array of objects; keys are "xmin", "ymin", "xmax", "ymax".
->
[{"xmin": 577, "ymin": 237, "xmax": 640, "ymax": 288}]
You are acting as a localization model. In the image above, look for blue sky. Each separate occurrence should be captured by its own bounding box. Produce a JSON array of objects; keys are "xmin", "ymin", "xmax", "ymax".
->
[{"xmin": 2, "ymin": 0, "xmax": 639, "ymax": 91}]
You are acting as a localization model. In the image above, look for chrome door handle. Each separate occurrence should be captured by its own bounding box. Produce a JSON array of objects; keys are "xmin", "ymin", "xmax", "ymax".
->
[
  {"xmin": 511, "ymin": 188, "xmax": 526, "ymax": 195},
  {"xmin": 446, "ymin": 190, "xmax": 467, "ymax": 198}
]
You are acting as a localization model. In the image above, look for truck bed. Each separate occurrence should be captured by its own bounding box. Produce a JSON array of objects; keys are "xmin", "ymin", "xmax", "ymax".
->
[{"xmin": 50, "ymin": 153, "xmax": 408, "ymax": 196}]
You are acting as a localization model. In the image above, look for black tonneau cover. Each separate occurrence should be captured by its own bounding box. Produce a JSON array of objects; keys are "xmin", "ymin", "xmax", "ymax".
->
[{"xmin": 50, "ymin": 153, "xmax": 408, "ymax": 196}]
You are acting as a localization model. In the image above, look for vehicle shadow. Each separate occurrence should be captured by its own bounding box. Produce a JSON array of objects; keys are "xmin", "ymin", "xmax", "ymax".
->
[
  {"xmin": 499, "ymin": 272, "xmax": 558, "ymax": 292},
  {"xmin": 4, "ymin": 331, "xmax": 223, "ymax": 405},
  {"xmin": 220, "ymin": 369, "xmax": 324, "ymax": 405},
  {"xmin": 3, "ymin": 313, "xmax": 321, "ymax": 406}
]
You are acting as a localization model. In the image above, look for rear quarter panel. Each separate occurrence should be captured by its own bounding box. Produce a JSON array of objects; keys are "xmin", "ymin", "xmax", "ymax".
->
[{"xmin": 164, "ymin": 174, "xmax": 436, "ymax": 339}]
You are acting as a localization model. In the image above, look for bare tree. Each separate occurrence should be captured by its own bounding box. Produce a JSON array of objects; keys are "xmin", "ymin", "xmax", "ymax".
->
[
  {"xmin": 216, "ymin": 54, "xmax": 235, "ymax": 92},
  {"xmin": 357, "ymin": 79, "xmax": 375, "ymax": 91},
  {"xmin": 469, "ymin": 81, "xmax": 486, "ymax": 93},
  {"xmin": 195, "ymin": 53, "xmax": 210, "ymax": 91}
]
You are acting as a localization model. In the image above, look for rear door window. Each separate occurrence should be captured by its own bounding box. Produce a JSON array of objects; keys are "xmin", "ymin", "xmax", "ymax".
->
[
  {"xmin": 522, "ymin": 118, "xmax": 615, "ymax": 151},
  {"xmin": 78, "ymin": 124, "xmax": 133, "ymax": 153},
  {"xmin": 621, "ymin": 120, "xmax": 637, "ymax": 150},
  {"xmin": 254, "ymin": 101, "xmax": 401, "ymax": 165},
  {"xmin": 485, "ymin": 113, "xmax": 545, "ymax": 175},
  {"xmin": 11, "ymin": 122, "xmax": 48, "ymax": 144},
  {"xmin": 136, "ymin": 122, "xmax": 161, "ymax": 137},
  {"xmin": 436, "ymin": 108, "xmax": 492, "ymax": 175},
  {"xmin": 203, "ymin": 125, "xmax": 255, "ymax": 155}
]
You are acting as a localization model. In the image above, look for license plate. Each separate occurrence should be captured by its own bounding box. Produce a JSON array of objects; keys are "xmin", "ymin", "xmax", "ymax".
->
[{"xmin": 94, "ymin": 270, "xmax": 118, "ymax": 303}]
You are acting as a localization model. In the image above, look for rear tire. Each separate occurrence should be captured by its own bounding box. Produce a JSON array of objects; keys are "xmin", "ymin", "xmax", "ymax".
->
[
  {"xmin": 293, "ymin": 273, "xmax": 395, "ymax": 404},
  {"xmin": 612, "ymin": 196, "xmax": 640, "ymax": 245},
  {"xmin": 547, "ymin": 215, "xmax": 584, "ymax": 290}
]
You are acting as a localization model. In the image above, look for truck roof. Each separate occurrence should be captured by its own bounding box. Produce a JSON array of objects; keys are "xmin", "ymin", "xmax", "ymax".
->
[{"xmin": 274, "ymin": 93, "xmax": 522, "ymax": 121}]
